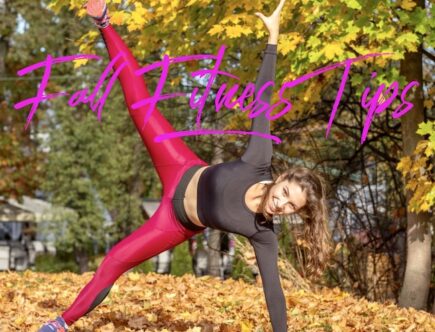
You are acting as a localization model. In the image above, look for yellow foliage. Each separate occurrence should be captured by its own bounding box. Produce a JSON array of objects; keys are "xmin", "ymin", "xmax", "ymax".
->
[
  {"xmin": 397, "ymin": 122, "xmax": 434, "ymax": 213},
  {"xmin": 221, "ymin": 14, "xmax": 245, "ymax": 25},
  {"xmin": 208, "ymin": 24, "xmax": 225, "ymax": 36},
  {"xmin": 240, "ymin": 320, "xmax": 253, "ymax": 331},
  {"xmin": 110, "ymin": 11, "xmax": 128, "ymax": 25},
  {"xmin": 400, "ymin": 0, "xmax": 417, "ymax": 11},
  {"xmin": 72, "ymin": 58, "xmax": 89, "ymax": 69},
  {"xmin": 322, "ymin": 42, "xmax": 345, "ymax": 60},
  {"xmin": 127, "ymin": 272, "xmax": 141, "ymax": 281},
  {"xmin": 279, "ymin": 32, "xmax": 304, "ymax": 55},
  {"xmin": 76, "ymin": 8, "xmax": 87, "ymax": 18},
  {"xmin": 397, "ymin": 156, "xmax": 412, "ymax": 177},
  {"xmin": 377, "ymin": 28, "xmax": 396, "ymax": 41},
  {"xmin": 186, "ymin": 0, "xmax": 199, "ymax": 6},
  {"xmin": 2, "ymin": 271, "xmax": 435, "ymax": 331},
  {"xmin": 424, "ymin": 99, "xmax": 433, "ymax": 110},
  {"xmin": 226, "ymin": 25, "xmax": 245, "ymax": 39}
]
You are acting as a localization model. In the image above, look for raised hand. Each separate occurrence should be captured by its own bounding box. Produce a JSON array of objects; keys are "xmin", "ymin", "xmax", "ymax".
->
[{"xmin": 255, "ymin": 0, "xmax": 287, "ymax": 45}]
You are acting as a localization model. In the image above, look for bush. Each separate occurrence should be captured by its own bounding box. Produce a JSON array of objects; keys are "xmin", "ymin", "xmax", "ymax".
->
[{"xmin": 34, "ymin": 253, "xmax": 79, "ymax": 273}]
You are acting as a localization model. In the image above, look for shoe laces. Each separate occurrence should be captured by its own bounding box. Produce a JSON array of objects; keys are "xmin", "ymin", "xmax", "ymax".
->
[{"xmin": 46, "ymin": 318, "xmax": 67, "ymax": 332}]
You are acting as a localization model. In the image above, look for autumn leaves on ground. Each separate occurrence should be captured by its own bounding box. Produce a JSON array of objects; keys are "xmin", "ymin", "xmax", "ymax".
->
[{"xmin": 1, "ymin": 271, "xmax": 434, "ymax": 332}]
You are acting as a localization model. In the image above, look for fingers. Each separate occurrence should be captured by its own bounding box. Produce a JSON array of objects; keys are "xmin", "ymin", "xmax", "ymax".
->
[
  {"xmin": 255, "ymin": 12, "xmax": 266, "ymax": 21},
  {"xmin": 274, "ymin": 0, "xmax": 287, "ymax": 15},
  {"xmin": 256, "ymin": 0, "xmax": 286, "ymax": 20}
]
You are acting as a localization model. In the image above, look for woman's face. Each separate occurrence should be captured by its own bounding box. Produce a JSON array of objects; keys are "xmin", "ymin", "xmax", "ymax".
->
[{"xmin": 264, "ymin": 178, "xmax": 307, "ymax": 216}]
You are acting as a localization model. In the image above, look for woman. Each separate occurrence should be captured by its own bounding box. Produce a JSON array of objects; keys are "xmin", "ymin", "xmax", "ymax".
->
[{"xmin": 39, "ymin": 0, "xmax": 332, "ymax": 331}]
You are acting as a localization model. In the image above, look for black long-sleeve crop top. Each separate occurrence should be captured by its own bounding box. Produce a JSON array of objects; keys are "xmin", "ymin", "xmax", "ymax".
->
[{"xmin": 196, "ymin": 44, "xmax": 287, "ymax": 332}]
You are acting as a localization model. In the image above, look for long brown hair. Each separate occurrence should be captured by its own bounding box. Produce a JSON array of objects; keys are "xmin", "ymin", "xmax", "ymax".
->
[{"xmin": 260, "ymin": 166, "xmax": 333, "ymax": 280}]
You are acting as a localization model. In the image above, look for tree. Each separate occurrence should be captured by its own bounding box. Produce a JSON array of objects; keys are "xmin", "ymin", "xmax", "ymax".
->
[
  {"xmin": 0, "ymin": 0, "xmax": 47, "ymax": 199},
  {"xmin": 396, "ymin": 0, "xmax": 433, "ymax": 311}
]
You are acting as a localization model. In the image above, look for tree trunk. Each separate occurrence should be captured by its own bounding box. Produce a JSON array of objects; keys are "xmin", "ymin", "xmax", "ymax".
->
[
  {"xmin": 0, "ymin": 0, "xmax": 10, "ymax": 77},
  {"xmin": 397, "ymin": 0, "xmax": 432, "ymax": 309},
  {"xmin": 74, "ymin": 247, "xmax": 90, "ymax": 274},
  {"xmin": 208, "ymin": 229, "xmax": 222, "ymax": 277}
]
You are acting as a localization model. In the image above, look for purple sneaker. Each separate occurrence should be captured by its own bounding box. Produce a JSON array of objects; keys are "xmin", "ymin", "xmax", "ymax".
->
[{"xmin": 38, "ymin": 316, "xmax": 68, "ymax": 332}]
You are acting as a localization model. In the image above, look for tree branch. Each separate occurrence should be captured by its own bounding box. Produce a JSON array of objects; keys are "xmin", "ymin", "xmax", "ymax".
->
[{"xmin": 423, "ymin": 49, "xmax": 435, "ymax": 63}]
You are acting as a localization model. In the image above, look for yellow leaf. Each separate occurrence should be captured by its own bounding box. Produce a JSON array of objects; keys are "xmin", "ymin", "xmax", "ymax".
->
[
  {"xmin": 180, "ymin": 311, "xmax": 195, "ymax": 320},
  {"xmin": 400, "ymin": 0, "xmax": 416, "ymax": 11},
  {"xmin": 73, "ymin": 58, "xmax": 89, "ymax": 69},
  {"xmin": 279, "ymin": 32, "xmax": 304, "ymax": 55},
  {"xmin": 186, "ymin": 0, "xmax": 199, "ymax": 6},
  {"xmin": 226, "ymin": 25, "xmax": 244, "ymax": 38},
  {"xmin": 96, "ymin": 322, "xmax": 115, "ymax": 332},
  {"xmin": 131, "ymin": 11, "xmax": 146, "ymax": 27},
  {"xmin": 110, "ymin": 11, "xmax": 126, "ymax": 25},
  {"xmin": 323, "ymin": 43, "xmax": 344, "ymax": 60},
  {"xmin": 186, "ymin": 327, "xmax": 202, "ymax": 332},
  {"xmin": 425, "ymin": 144, "xmax": 433, "ymax": 157},
  {"xmin": 14, "ymin": 315, "xmax": 26, "ymax": 325},
  {"xmin": 128, "ymin": 272, "xmax": 141, "ymax": 281},
  {"xmin": 396, "ymin": 156, "xmax": 412, "ymax": 175},
  {"xmin": 165, "ymin": 292, "xmax": 177, "ymax": 298},
  {"xmin": 424, "ymin": 99, "xmax": 433, "ymax": 110},
  {"xmin": 415, "ymin": 141, "xmax": 428, "ymax": 154},
  {"xmin": 222, "ymin": 14, "xmax": 245, "ymax": 25},
  {"xmin": 111, "ymin": 284, "xmax": 119, "ymax": 293},
  {"xmin": 420, "ymin": 201, "xmax": 430, "ymax": 211},
  {"xmin": 241, "ymin": 26, "xmax": 253, "ymax": 36},
  {"xmin": 240, "ymin": 320, "xmax": 253, "ymax": 332},
  {"xmin": 208, "ymin": 24, "xmax": 224, "ymax": 36},
  {"xmin": 146, "ymin": 312, "xmax": 158, "ymax": 322},
  {"xmin": 77, "ymin": 8, "xmax": 87, "ymax": 18}
]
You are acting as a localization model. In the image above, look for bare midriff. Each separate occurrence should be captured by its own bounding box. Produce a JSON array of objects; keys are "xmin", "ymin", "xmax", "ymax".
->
[{"xmin": 183, "ymin": 166, "xmax": 210, "ymax": 228}]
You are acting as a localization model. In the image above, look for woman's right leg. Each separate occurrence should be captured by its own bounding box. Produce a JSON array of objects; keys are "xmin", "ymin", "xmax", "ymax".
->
[
  {"xmin": 87, "ymin": 0, "xmax": 208, "ymax": 199},
  {"xmin": 93, "ymin": 13, "xmax": 206, "ymax": 192},
  {"xmin": 61, "ymin": 198, "xmax": 203, "ymax": 326}
]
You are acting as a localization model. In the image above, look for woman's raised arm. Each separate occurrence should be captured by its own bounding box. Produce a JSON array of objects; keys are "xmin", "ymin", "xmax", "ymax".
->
[{"xmin": 241, "ymin": 0, "xmax": 286, "ymax": 167}]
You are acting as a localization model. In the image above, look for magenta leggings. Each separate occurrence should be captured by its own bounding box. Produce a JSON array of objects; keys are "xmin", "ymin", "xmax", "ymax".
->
[{"xmin": 61, "ymin": 24, "xmax": 207, "ymax": 326}]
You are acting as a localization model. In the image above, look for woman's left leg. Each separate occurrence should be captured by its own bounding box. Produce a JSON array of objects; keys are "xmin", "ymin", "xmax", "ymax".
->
[{"xmin": 61, "ymin": 197, "xmax": 203, "ymax": 326}]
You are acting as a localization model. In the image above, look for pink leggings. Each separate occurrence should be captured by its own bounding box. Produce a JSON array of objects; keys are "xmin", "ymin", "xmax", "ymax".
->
[{"xmin": 61, "ymin": 24, "xmax": 207, "ymax": 325}]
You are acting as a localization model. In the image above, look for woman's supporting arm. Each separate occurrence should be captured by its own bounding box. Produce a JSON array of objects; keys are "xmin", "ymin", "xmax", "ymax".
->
[{"xmin": 249, "ymin": 230, "xmax": 288, "ymax": 332}]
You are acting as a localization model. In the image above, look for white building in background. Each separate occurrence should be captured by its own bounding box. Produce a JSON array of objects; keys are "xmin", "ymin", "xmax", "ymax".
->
[{"xmin": 0, "ymin": 195, "xmax": 71, "ymax": 271}]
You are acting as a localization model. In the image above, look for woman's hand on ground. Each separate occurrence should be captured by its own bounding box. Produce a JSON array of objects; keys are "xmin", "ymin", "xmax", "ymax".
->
[{"xmin": 255, "ymin": 0, "xmax": 286, "ymax": 45}]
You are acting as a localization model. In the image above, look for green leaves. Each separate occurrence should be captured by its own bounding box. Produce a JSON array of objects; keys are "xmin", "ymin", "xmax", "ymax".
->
[
  {"xmin": 416, "ymin": 121, "xmax": 435, "ymax": 157},
  {"xmin": 341, "ymin": 0, "xmax": 362, "ymax": 10},
  {"xmin": 416, "ymin": 121, "xmax": 435, "ymax": 138},
  {"xmin": 396, "ymin": 32, "xmax": 420, "ymax": 52}
]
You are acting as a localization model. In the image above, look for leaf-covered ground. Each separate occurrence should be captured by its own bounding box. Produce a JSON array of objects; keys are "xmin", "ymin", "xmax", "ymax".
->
[{"xmin": 0, "ymin": 271, "xmax": 434, "ymax": 332}]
